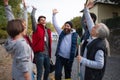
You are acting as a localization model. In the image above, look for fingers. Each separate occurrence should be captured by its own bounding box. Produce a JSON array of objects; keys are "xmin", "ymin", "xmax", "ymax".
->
[
  {"xmin": 3, "ymin": 0, "xmax": 9, "ymax": 5},
  {"xmin": 52, "ymin": 9, "xmax": 58, "ymax": 14},
  {"xmin": 77, "ymin": 55, "xmax": 81, "ymax": 62},
  {"xmin": 22, "ymin": 0, "xmax": 26, "ymax": 8},
  {"xmin": 32, "ymin": 6, "xmax": 37, "ymax": 10}
]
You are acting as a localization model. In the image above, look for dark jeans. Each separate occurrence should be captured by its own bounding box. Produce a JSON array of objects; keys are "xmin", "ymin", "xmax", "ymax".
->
[
  {"xmin": 34, "ymin": 53, "xmax": 50, "ymax": 80},
  {"xmin": 55, "ymin": 55, "xmax": 73, "ymax": 80}
]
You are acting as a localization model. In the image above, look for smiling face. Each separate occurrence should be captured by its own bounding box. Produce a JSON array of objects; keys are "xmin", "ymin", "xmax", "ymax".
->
[
  {"xmin": 39, "ymin": 17, "xmax": 46, "ymax": 26},
  {"xmin": 38, "ymin": 16, "xmax": 46, "ymax": 26},
  {"xmin": 63, "ymin": 23, "xmax": 72, "ymax": 34}
]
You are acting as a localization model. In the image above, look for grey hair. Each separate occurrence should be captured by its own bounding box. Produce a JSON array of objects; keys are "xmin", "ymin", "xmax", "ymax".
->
[
  {"xmin": 96, "ymin": 23, "xmax": 110, "ymax": 56},
  {"xmin": 96, "ymin": 23, "xmax": 110, "ymax": 39},
  {"xmin": 105, "ymin": 38, "xmax": 110, "ymax": 56}
]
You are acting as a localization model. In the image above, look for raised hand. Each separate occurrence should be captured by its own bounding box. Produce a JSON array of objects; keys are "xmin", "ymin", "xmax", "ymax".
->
[
  {"xmin": 52, "ymin": 9, "xmax": 58, "ymax": 15},
  {"xmin": 22, "ymin": 0, "xmax": 26, "ymax": 8},
  {"xmin": 3, "ymin": 0, "xmax": 9, "ymax": 5},
  {"xmin": 32, "ymin": 6, "xmax": 37, "ymax": 10},
  {"xmin": 85, "ymin": 1, "xmax": 94, "ymax": 9}
]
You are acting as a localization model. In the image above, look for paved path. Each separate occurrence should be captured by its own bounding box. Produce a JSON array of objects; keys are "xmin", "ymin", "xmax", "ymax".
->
[{"xmin": 51, "ymin": 40, "xmax": 120, "ymax": 80}]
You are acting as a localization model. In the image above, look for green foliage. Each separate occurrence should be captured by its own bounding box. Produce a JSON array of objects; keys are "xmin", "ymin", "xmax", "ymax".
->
[
  {"xmin": 0, "ymin": 0, "xmax": 22, "ymax": 38},
  {"xmin": 46, "ymin": 22, "xmax": 55, "ymax": 32},
  {"xmin": 103, "ymin": 16, "xmax": 120, "ymax": 29},
  {"xmin": 71, "ymin": 16, "xmax": 82, "ymax": 36},
  {"xmin": 27, "ymin": 13, "xmax": 32, "ymax": 35},
  {"xmin": 0, "ymin": 29, "xmax": 8, "ymax": 39}
]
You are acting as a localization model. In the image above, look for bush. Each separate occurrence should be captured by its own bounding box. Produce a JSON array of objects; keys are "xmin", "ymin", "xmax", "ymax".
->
[
  {"xmin": 0, "ymin": 29, "xmax": 8, "ymax": 39},
  {"xmin": 103, "ymin": 16, "xmax": 120, "ymax": 29}
]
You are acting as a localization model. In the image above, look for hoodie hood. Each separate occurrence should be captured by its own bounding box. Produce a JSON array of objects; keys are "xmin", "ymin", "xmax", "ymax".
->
[
  {"xmin": 71, "ymin": 28, "xmax": 76, "ymax": 33},
  {"xmin": 4, "ymin": 37, "xmax": 17, "ymax": 54}
]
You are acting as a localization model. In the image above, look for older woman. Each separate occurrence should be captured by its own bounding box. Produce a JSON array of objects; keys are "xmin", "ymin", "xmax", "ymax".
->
[{"xmin": 77, "ymin": 1, "xmax": 110, "ymax": 80}]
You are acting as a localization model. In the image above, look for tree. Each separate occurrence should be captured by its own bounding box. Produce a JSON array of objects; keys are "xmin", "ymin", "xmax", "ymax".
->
[
  {"xmin": 71, "ymin": 16, "xmax": 82, "ymax": 36},
  {"xmin": 46, "ymin": 22, "xmax": 56, "ymax": 32},
  {"xmin": 0, "ymin": 0, "xmax": 22, "ymax": 38}
]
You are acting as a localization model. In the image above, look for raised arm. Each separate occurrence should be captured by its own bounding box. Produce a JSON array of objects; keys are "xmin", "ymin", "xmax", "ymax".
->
[
  {"xmin": 52, "ymin": 9, "xmax": 62, "ymax": 35},
  {"xmin": 81, "ymin": 14, "xmax": 87, "ymax": 34},
  {"xmin": 84, "ymin": 1, "xmax": 95, "ymax": 33},
  {"xmin": 22, "ymin": 0, "xmax": 28, "ymax": 27},
  {"xmin": 4, "ymin": 0, "xmax": 15, "ymax": 21},
  {"xmin": 31, "ymin": 6, "xmax": 37, "ymax": 32}
]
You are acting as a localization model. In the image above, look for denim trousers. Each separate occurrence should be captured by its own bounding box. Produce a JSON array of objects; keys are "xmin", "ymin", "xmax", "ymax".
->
[
  {"xmin": 34, "ymin": 53, "xmax": 50, "ymax": 80},
  {"xmin": 55, "ymin": 55, "xmax": 73, "ymax": 80}
]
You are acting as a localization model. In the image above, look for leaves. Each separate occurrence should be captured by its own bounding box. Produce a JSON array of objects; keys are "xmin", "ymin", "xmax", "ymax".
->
[{"xmin": 0, "ymin": 0, "xmax": 22, "ymax": 38}]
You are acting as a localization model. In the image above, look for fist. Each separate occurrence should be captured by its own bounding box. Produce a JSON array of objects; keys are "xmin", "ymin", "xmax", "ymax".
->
[{"xmin": 52, "ymin": 9, "xmax": 58, "ymax": 15}]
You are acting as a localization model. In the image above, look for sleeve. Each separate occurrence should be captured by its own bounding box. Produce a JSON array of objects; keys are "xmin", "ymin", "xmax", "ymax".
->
[
  {"xmin": 4, "ymin": 5, "xmax": 15, "ymax": 21},
  {"xmin": 23, "ymin": 7, "xmax": 28, "ymax": 28},
  {"xmin": 52, "ymin": 14, "xmax": 62, "ymax": 35},
  {"xmin": 31, "ymin": 8, "xmax": 37, "ymax": 32},
  {"xmin": 80, "ymin": 50, "xmax": 104, "ymax": 69},
  {"xmin": 84, "ymin": 7, "xmax": 95, "ymax": 33},
  {"xmin": 15, "ymin": 43, "xmax": 30, "ymax": 73},
  {"xmin": 81, "ymin": 14, "xmax": 87, "ymax": 33}
]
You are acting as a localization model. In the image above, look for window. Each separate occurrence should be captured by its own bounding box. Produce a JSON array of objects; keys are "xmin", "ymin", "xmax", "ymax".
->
[{"xmin": 112, "ymin": 12, "xmax": 118, "ymax": 18}]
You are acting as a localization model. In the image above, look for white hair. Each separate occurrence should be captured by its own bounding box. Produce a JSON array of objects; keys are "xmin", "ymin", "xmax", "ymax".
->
[
  {"xmin": 97, "ymin": 23, "xmax": 110, "ymax": 56},
  {"xmin": 97, "ymin": 23, "xmax": 110, "ymax": 39}
]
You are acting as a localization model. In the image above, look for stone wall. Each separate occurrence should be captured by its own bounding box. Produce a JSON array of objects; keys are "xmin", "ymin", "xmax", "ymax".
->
[{"xmin": 109, "ymin": 28, "xmax": 120, "ymax": 56}]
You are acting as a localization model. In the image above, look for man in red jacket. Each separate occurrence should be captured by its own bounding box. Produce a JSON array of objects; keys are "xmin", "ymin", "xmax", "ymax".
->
[{"xmin": 31, "ymin": 7, "xmax": 52, "ymax": 80}]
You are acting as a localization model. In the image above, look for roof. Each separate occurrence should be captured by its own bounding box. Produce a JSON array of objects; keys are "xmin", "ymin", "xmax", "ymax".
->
[
  {"xmin": 94, "ymin": 0, "xmax": 120, "ymax": 6},
  {"xmin": 80, "ymin": 0, "xmax": 120, "ymax": 12}
]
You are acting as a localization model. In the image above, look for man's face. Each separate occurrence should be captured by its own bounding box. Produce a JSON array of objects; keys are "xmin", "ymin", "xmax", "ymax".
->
[
  {"xmin": 90, "ymin": 24, "xmax": 99, "ymax": 37},
  {"xmin": 39, "ymin": 17, "xmax": 46, "ymax": 26},
  {"xmin": 63, "ymin": 23, "xmax": 72, "ymax": 34}
]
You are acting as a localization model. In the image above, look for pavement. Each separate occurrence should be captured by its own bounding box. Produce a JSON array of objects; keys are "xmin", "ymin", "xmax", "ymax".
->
[{"xmin": 51, "ymin": 40, "xmax": 120, "ymax": 80}]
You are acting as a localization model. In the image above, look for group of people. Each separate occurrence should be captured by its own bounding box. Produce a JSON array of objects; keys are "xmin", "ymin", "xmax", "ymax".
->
[{"xmin": 3, "ymin": 0, "xmax": 110, "ymax": 80}]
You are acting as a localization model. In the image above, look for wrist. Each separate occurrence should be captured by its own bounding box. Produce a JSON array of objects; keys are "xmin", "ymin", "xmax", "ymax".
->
[{"xmin": 4, "ymin": 2, "xmax": 8, "ymax": 6}]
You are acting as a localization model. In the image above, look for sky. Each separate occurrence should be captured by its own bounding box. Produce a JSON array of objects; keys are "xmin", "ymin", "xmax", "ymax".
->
[{"xmin": 25, "ymin": 0, "xmax": 86, "ymax": 27}]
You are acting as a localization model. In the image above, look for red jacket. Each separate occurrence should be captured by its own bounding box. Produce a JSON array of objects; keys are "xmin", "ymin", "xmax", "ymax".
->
[{"xmin": 32, "ymin": 24, "xmax": 52, "ymax": 58}]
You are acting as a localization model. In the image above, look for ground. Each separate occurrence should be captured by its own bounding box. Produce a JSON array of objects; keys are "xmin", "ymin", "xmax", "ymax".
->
[{"xmin": 0, "ymin": 40, "xmax": 120, "ymax": 80}]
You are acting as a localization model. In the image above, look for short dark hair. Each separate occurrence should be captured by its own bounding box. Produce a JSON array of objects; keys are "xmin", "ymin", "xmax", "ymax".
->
[
  {"xmin": 90, "ymin": 13, "xmax": 97, "ymax": 23},
  {"xmin": 38, "ymin": 16, "xmax": 46, "ymax": 22},
  {"xmin": 7, "ymin": 19, "xmax": 24, "ymax": 38}
]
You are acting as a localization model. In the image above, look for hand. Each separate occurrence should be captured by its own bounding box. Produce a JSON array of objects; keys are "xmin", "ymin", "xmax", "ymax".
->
[
  {"xmin": 32, "ymin": 6, "xmax": 37, "ymax": 10},
  {"xmin": 85, "ymin": 1, "xmax": 94, "ymax": 9},
  {"xmin": 3, "ymin": 0, "xmax": 9, "ymax": 6},
  {"xmin": 52, "ymin": 9, "xmax": 58, "ymax": 15},
  {"xmin": 77, "ymin": 55, "xmax": 82, "ymax": 62},
  {"xmin": 24, "ymin": 72, "xmax": 30, "ymax": 80},
  {"xmin": 22, "ymin": 0, "xmax": 26, "ymax": 8}
]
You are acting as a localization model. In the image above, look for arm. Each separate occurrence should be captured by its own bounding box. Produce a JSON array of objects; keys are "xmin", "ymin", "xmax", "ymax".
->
[
  {"xmin": 52, "ymin": 9, "xmax": 62, "ymax": 35},
  {"xmin": 81, "ymin": 50, "xmax": 104, "ymax": 69},
  {"xmin": 84, "ymin": 2, "xmax": 95, "ymax": 33},
  {"xmin": 4, "ymin": 0, "xmax": 15, "ymax": 21},
  {"xmin": 16, "ymin": 43, "xmax": 31, "ymax": 80},
  {"xmin": 31, "ymin": 7, "xmax": 37, "ymax": 32},
  {"xmin": 81, "ymin": 14, "xmax": 87, "ymax": 34},
  {"xmin": 22, "ymin": 0, "xmax": 28, "ymax": 27}
]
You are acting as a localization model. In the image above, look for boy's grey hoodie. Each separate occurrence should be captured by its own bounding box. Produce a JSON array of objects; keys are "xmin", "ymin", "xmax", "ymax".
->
[{"xmin": 4, "ymin": 37, "xmax": 33, "ymax": 80}]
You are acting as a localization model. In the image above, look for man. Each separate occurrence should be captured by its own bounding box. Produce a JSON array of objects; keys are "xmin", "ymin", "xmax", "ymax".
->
[
  {"xmin": 52, "ymin": 9, "xmax": 79, "ymax": 80},
  {"xmin": 77, "ymin": 1, "xmax": 110, "ymax": 80},
  {"xmin": 31, "ymin": 7, "xmax": 52, "ymax": 80}
]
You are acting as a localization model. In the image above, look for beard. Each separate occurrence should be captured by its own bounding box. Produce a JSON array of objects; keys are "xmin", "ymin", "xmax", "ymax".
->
[{"xmin": 63, "ymin": 28, "xmax": 71, "ymax": 34}]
